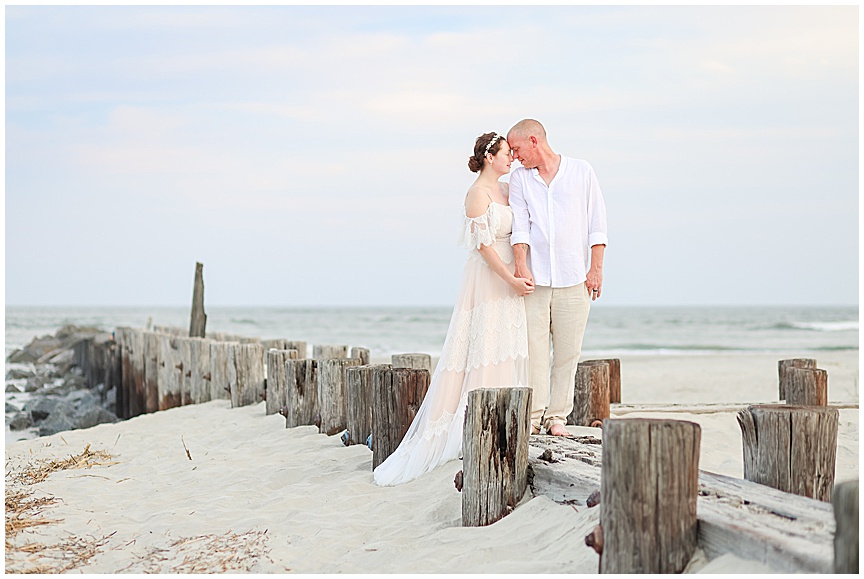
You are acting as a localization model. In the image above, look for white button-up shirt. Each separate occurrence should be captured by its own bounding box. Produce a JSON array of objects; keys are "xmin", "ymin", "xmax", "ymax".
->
[{"xmin": 509, "ymin": 156, "xmax": 608, "ymax": 288}]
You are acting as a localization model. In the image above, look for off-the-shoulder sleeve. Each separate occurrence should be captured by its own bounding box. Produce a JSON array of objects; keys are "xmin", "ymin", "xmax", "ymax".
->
[{"xmin": 456, "ymin": 203, "xmax": 497, "ymax": 249}]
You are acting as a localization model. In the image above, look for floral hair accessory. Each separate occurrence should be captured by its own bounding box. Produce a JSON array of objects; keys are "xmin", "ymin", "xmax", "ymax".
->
[{"xmin": 484, "ymin": 134, "xmax": 503, "ymax": 156}]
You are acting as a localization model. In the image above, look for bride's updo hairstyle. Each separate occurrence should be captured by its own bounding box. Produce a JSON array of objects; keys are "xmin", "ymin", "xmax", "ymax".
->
[{"xmin": 468, "ymin": 132, "xmax": 504, "ymax": 173}]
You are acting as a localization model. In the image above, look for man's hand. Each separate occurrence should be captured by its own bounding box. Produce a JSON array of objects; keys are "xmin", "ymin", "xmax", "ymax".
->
[{"xmin": 586, "ymin": 244, "xmax": 605, "ymax": 301}]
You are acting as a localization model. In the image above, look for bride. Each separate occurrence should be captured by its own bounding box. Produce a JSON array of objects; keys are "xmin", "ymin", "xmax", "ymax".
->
[{"xmin": 373, "ymin": 132, "xmax": 534, "ymax": 486}]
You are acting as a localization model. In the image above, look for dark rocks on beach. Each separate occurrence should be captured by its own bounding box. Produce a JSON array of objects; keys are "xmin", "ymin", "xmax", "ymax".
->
[
  {"xmin": 74, "ymin": 407, "xmax": 118, "ymax": 430},
  {"xmin": 6, "ymin": 368, "xmax": 34, "ymax": 381},
  {"xmin": 6, "ymin": 402, "xmax": 21, "ymax": 413},
  {"xmin": 9, "ymin": 412, "xmax": 33, "ymax": 431},
  {"xmin": 6, "ymin": 323, "xmax": 121, "ymax": 439},
  {"xmin": 38, "ymin": 411, "xmax": 78, "ymax": 437}
]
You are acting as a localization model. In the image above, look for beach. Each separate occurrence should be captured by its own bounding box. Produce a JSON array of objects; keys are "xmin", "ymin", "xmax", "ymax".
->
[{"xmin": 5, "ymin": 350, "xmax": 857, "ymax": 574}]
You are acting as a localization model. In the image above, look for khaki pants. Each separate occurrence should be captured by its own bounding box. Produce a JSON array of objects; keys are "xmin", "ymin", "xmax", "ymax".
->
[{"xmin": 524, "ymin": 283, "xmax": 591, "ymax": 431}]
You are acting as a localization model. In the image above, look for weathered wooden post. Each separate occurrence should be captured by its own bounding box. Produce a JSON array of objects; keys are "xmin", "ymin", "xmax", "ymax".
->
[
  {"xmin": 117, "ymin": 327, "xmax": 141, "ymax": 419},
  {"xmin": 833, "ymin": 480, "xmax": 859, "ymax": 573},
  {"xmin": 313, "ymin": 344, "xmax": 348, "ymax": 359},
  {"xmin": 158, "ymin": 335, "xmax": 184, "ymax": 410},
  {"xmin": 143, "ymin": 332, "xmax": 162, "ymax": 413},
  {"xmin": 345, "ymin": 364, "xmax": 390, "ymax": 447},
  {"xmin": 282, "ymin": 359, "xmax": 319, "ymax": 428},
  {"xmin": 588, "ymin": 358, "xmax": 620, "ymax": 403},
  {"xmin": 569, "ymin": 360, "xmax": 610, "ymax": 427},
  {"xmin": 371, "ymin": 367, "xmax": 431, "ymax": 469},
  {"xmin": 461, "ymin": 387, "xmax": 532, "ymax": 527},
  {"xmin": 188, "ymin": 337, "xmax": 212, "ymax": 404},
  {"xmin": 736, "ymin": 404, "xmax": 838, "ymax": 502},
  {"xmin": 350, "ymin": 347, "xmax": 370, "ymax": 366},
  {"xmin": 208, "ymin": 341, "xmax": 237, "ymax": 401},
  {"xmin": 391, "ymin": 353, "xmax": 432, "ymax": 372},
  {"xmin": 317, "ymin": 358, "xmax": 362, "ymax": 435},
  {"xmin": 778, "ymin": 358, "xmax": 817, "ymax": 400},
  {"xmin": 286, "ymin": 341, "xmax": 308, "ymax": 359},
  {"xmin": 189, "ymin": 262, "xmax": 206, "ymax": 338},
  {"xmin": 597, "ymin": 418, "xmax": 701, "ymax": 573},
  {"xmin": 785, "ymin": 367, "xmax": 828, "ymax": 406},
  {"xmin": 262, "ymin": 339, "xmax": 288, "ymax": 351},
  {"xmin": 265, "ymin": 349, "xmax": 299, "ymax": 416},
  {"xmin": 229, "ymin": 343, "xmax": 266, "ymax": 408}
]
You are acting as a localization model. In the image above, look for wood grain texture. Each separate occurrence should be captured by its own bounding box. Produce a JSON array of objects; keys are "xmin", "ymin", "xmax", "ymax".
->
[
  {"xmin": 313, "ymin": 344, "xmax": 348, "ymax": 360},
  {"xmin": 737, "ymin": 404, "xmax": 838, "ymax": 502},
  {"xmin": 317, "ymin": 358, "xmax": 362, "ymax": 435},
  {"xmin": 462, "ymin": 387, "xmax": 532, "ymax": 527},
  {"xmin": 600, "ymin": 418, "xmax": 700, "ymax": 574},
  {"xmin": 833, "ymin": 479, "xmax": 859, "ymax": 573},
  {"xmin": 189, "ymin": 262, "xmax": 207, "ymax": 338},
  {"xmin": 371, "ymin": 367, "xmax": 431, "ymax": 469},
  {"xmin": 569, "ymin": 361, "xmax": 610, "ymax": 427},
  {"xmin": 391, "ymin": 353, "xmax": 432, "ymax": 372},
  {"xmin": 345, "ymin": 364, "xmax": 390, "ymax": 447},
  {"xmin": 785, "ymin": 367, "xmax": 828, "ymax": 406},
  {"xmin": 283, "ymin": 359, "xmax": 319, "ymax": 428},
  {"xmin": 778, "ymin": 358, "xmax": 817, "ymax": 400},
  {"xmin": 229, "ymin": 343, "xmax": 266, "ymax": 408}
]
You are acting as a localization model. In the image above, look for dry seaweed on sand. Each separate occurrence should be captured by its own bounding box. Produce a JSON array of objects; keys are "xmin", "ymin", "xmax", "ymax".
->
[
  {"xmin": 117, "ymin": 529, "xmax": 277, "ymax": 573},
  {"xmin": 5, "ymin": 444, "xmax": 117, "ymax": 573}
]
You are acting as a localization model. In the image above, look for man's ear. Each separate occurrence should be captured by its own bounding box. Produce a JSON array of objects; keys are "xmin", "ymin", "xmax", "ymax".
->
[{"xmin": 529, "ymin": 135, "xmax": 538, "ymax": 146}]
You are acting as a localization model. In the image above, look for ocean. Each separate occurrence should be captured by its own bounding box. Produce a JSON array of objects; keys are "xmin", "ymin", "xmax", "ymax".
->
[{"xmin": 5, "ymin": 304, "xmax": 858, "ymax": 360}]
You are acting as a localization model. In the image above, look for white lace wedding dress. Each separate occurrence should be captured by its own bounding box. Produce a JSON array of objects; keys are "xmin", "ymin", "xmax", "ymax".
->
[{"xmin": 373, "ymin": 201, "xmax": 529, "ymax": 486}]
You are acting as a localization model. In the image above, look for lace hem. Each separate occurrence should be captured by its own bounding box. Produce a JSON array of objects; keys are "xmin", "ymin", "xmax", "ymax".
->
[{"xmin": 440, "ymin": 294, "xmax": 529, "ymax": 372}]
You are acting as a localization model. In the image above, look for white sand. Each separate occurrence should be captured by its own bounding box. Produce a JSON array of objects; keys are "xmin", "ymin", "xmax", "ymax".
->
[{"xmin": 5, "ymin": 352, "xmax": 858, "ymax": 573}]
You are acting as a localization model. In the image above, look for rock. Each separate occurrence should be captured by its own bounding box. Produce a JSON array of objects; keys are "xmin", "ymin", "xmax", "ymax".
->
[
  {"xmin": 26, "ymin": 398, "xmax": 72, "ymax": 422},
  {"xmin": 6, "ymin": 368, "xmax": 34, "ymax": 380},
  {"xmin": 7, "ymin": 349, "xmax": 39, "ymax": 364},
  {"xmin": 6, "ymin": 384, "xmax": 21, "ymax": 393},
  {"xmin": 38, "ymin": 411, "xmax": 77, "ymax": 437},
  {"xmin": 24, "ymin": 376, "xmax": 46, "ymax": 392},
  {"xmin": 6, "ymin": 402, "xmax": 21, "ymax": 413},
  {"xmin": 9, "ymin": 412, "xmax": 33, "ymax": 431},
  {"xmin": 66, "ymin": 389, "xmax": 99, "ymax": 411},
  {"xmin": 62, "ymin": 374, "xmax": 87, "ymax": 390},
  {"xmin": 74, "ymin": 407, "xmax": 117, "ymax": 430}
]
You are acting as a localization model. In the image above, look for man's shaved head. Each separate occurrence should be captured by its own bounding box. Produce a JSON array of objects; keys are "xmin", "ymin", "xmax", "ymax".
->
[{"xmin": 507, "ymin": 119, "xmax": 547, "ymax": 142}]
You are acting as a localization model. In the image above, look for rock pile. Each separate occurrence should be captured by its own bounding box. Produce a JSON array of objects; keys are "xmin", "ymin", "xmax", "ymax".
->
[{"xmin": 6, "ymin": 325, "xmax": 119, "ymax": 437}]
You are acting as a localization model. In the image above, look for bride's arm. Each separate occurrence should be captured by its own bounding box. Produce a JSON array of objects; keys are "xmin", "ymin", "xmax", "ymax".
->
[{"xmin": 466, "ymin": 187, "xmax": 534, "ymax": 297}]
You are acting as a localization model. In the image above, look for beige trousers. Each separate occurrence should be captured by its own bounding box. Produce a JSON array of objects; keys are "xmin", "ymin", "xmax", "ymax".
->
[{"xmin": 524, "ymin": 283, "xmax": 591, "ymax": 430}]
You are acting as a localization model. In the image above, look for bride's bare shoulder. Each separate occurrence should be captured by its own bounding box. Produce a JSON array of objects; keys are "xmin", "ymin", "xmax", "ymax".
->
[{"xmin": 464, "ymin": 185, "xmax": 493, "ymax": 218}]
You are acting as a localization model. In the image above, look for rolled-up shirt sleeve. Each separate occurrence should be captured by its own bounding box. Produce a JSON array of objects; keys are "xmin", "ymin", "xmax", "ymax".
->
[
  {"xmin": 586, "ymin": 164, "xmax": 608, "ymax": 247},
  {"xmin": 509, "ymin": 170, "xmax": 531, "ymax": 246}
]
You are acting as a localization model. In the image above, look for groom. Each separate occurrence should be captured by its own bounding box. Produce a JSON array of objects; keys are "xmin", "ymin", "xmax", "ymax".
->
[{"xmin": 507, "ymin": 119, "xmax": 608, "ymax": 436}]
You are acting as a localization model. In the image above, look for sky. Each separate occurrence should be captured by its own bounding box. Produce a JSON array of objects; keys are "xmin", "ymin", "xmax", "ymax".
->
[{"xmin": 4, "ymin": 5, "xmax": 859, "ymax": 307}]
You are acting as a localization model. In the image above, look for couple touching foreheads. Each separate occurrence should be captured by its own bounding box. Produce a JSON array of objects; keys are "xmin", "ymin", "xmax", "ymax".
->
[{"xmin": 374, "ymin": 119, "xmax": 608, "ymax": 486}]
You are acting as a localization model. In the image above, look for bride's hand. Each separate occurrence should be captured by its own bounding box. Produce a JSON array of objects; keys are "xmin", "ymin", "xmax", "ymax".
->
[{"xmin": 511, "ymin": 277, "xmax": 535, "ymax": 297}]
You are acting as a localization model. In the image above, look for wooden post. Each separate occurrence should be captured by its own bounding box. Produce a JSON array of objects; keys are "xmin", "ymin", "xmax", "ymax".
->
[
  {"xmin": 265, "ymin": 349, "xmax": 299, "ymax": 416},
  {"xmin": 569, "ymin": 361, "xmax": 610, "ymax": 427},
  {"xmin": 283, "ymin": 359, "xmax": 319, "ymax": 428},
  {"xmin": 778, "ymin": 358, "xmax": 817, "ymax": 400},
  {"xmin": 350, "ymin": 347, "xmax": 370, "ymax": 366},
  {"xmin": 262, "ymin": 338, "xmax": 288, "ymax": 351},
  {"xmin": 187, "ymin": 337, "xmax": 211, "ymax": 404},
  {"xmin": 462, "ymin": 387, "xmax": 532, "ymax": 527},
  {"xmin": 208, "ymin": 341, "xmax": 236, "ymax": 401},
  {"xmin": 143, "ymin": 332, "xmax": 162, "ymax": 413},
  {"xmin": 158, "ymin": 335, "xmax": 184, "ymax": 410},
  {"xmin": 391, "ymin": 353, "xmax": 432, "ymax": 372},
  {"xmin": 317, "ymin": 358, "xmax": 362, "ymax": 435},
  {"xmin": 189, "ymin": 262, "xmax": 207, "ymax": 338},
  {"xmin": 345, "ymin": 364, "xmax": 390, "ymax": 447},
  {"xmin": 587, "ymin": 358, "xmax": 620, "ymax": 403},
  {"xmin": 736, "ymin": 404, "xmax": 838, "ymax": 502},
  {"xmin": 229, "ymin": 343, "xmax": 266, "ymax": 408},
  {"xmin": 313, "ymin": 344, "xmax": 348, "ymax": 359},
  {"xmin": 286, "ymin": 341, "xmax": 308, "ymax": 359},
  {"xmin": 833, "ymin": 480, "xmax": 859, "ymax": 573},
  {"xmin": 117, "ymin": 327, "xmax": 144, "ymax": 419},
  {"xmin": 599, "ymin": 418, "xmax": 701, "ymax": 573},
  {"xmin": 371, "ymin": 367, "xmax": 431, "ymax": 469},
  {"xmin": 785, "ymin": 367, "xmax": 828, "ymax": 406}
]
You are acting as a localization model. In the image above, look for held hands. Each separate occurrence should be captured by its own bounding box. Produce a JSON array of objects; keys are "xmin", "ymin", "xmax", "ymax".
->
[
  {"xmin": 511, "ymin": 276, "xmax": 535, "ymax": 297},
  {"xmin": 514, "ymin": 263, "xmax": 534, "ymax": 286}
]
